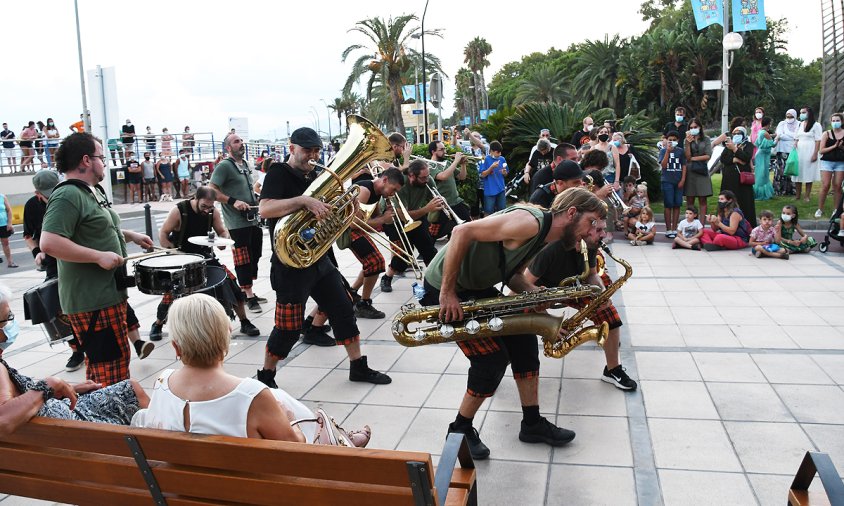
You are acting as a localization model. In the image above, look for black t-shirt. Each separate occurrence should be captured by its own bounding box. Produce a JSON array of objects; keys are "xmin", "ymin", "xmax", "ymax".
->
[
  {"xmin": 260, "ymin": 162, "xmax": 314, "ymax": 264},
  {"xmin": 529, "ymin": 183, "xmax": 555, "ymax": 209},
  {"xmin": 23, "ymin": 195, "xmax": 57, "ymax": 278},
  {"xmin": 356, "ymin": 179, "xmax": 380, "ymax": 205},
  {"xmin": 571, "ymin": 130, "xmax": 590, "ymax": 147},
  {"xmin": 528, "ymin": 150, "xmax": 554, "ymax": 194},
  {"xmin": 531, "ymin": 166, "xmax": 554, "ymax": 195},
  {"xmin": 121, "ymin": 124, "xmax": 135, "ymax": 143},
  {"xmin": 352, "ymin": 172, "xmax": 374, "ymax": 184},
  {"xmin": 528, "ymin": 240, "xmax": 598, "ymax": 288},
  {"xmin": 1, "ymin": 129, "xmax": 14, "ymax": 148}
]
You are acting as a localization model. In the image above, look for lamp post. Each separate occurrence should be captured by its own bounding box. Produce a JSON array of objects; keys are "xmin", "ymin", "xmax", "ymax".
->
[
  {"xmin": 309, "ymin": 106, "xmax": 321, "ymax": 141},
  {"xmin": 411, "ymin": 33, "xmax": 422, "ymax": 143},
  {"xmin": 320, "ymin": 99, "xmax": 332, "ymax": 143},
  {"xmin": 421, "ymin": 0, "xmax": 430, "ymax": 144},
  {"xmin": 721, "ymin": 3, "xmax": 743, "ymax": 134},
  {"xmin": 73, "ymin": 0, "xmax": 90, "ymax": 133}
]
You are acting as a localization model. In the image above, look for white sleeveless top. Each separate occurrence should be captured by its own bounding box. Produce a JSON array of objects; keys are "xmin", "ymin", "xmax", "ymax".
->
[{"xmin": 131, "ymin": 369, "xmax": 266, "ymax": 437}]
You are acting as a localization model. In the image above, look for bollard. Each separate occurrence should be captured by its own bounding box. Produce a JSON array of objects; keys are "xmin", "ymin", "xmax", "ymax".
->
[{"xmin": 144, "ymin": 203, "xmax": 153, "ymax": 249}]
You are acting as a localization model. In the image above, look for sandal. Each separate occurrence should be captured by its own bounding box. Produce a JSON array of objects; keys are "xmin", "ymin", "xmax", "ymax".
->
[{"xmin": 7, "ymin": 262, "xmax": 19, "ymax": 268}]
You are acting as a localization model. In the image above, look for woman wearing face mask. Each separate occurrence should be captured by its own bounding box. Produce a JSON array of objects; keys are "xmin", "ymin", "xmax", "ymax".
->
[
  {"xmin": 718, "ymin": 125, "xmax": 757, "ymax": 227},
  {"xmin": 776, "ymin": 205, "xmax": 816, "ymax": 253},
  {"xmin": 594, "ymin": 125, "xmax": 621, "ymax": 189},
  {"xmin": 44, "ymin": 118, "xmax": 60, "ymax": 167},
  {"xmin": 750, "ymin": 107, "xmax": 765, "ymax": 158},
  {"xmin": 683, "ymin": 118, "xmax": 713, "ymax": 218},
  {"xmin": 775, "ymin": 109, "xmax": 800, "ymax": 194},
  {"xmin": 753, "ymin": 116, "xmax": 776, "ymax": 200},
  {"xmin": 815, "ymin": 113, "xmax": 844, "ymax": 218},
  {"xmin": 701, "ymin": 190, "xmax": 751, "ymax": 251},
  {"xmin": 613, "ymin": 132, "xmax": 640, "ymax": 181},
  {"xmin": 793, "ymin": 106, "xmax": 823, "ymax": 203}
]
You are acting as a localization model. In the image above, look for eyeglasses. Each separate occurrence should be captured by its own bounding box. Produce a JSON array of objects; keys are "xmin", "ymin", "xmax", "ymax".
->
[
  {"xmin": 90, "ymin": 154, "xmax": 106, "ymax": 163},
  {"xmin": 0, "ymin": 311, "xmax": 14, "ymax": 324}
]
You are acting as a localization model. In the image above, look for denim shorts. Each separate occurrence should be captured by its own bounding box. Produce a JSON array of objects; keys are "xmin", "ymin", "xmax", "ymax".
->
[
  {"xmin": 661, "ymin": 181, "xmax": 684, "ymax": 208},
  {"xmin": 820, "ymin": 160, "xmax": 844, "ymax": 172}
]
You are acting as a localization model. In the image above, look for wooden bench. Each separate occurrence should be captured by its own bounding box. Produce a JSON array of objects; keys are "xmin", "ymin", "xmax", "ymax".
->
[
  {"xmin": 0, "ymin": 417, "xmax": 477, "ymax": 505},
  {"xmin": 788, "ymin": 451, "xmax": 844, "ymax": 506}
]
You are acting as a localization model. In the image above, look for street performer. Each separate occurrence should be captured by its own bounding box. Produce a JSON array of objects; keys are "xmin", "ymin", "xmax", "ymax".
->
[
  {"xmin": 421, "ymin": 187, "xmax": 607, "ymax": 459},
  {"xmin": 257, "ymin": 127, "xmax": 391, "ymax": 389},
  {"xmin": 426, "ymin": 140, "xmax": 471, "ymax": 240},
  {"xmin": 41, "ymin": 132, "xmax": 154, "ymax": 386},
  {"xmin": 148, "ymin": 186, "xmax": 261, "ymax": 339}
]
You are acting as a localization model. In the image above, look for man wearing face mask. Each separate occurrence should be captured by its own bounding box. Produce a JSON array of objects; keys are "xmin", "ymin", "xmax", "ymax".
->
[
  {"xmin": 571, "ymin": 117, "xmax": 594, "ymax": 147},
  {"xmin": 140, "ymin": 152, "xmax": 157, "ymax": 202},
  {"xmin": 663, "ymin": 107, "xmax": 688, "ymax": 148},
  {"xmin": 121, "ymin": 120, "xmax": 136, "ymax": 159},
  {"xmin": 257, "ymin": 127, "xmax": 392, "ymax": 389}
]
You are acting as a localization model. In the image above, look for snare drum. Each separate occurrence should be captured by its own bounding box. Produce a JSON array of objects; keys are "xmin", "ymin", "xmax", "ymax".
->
[{"xmin": 134, "ymin": 254, "xmax": 207, "ymax": 295}]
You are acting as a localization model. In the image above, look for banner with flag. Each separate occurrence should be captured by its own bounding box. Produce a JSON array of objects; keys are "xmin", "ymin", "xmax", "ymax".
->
[
  {"xmin": 732, "ymin": 0, "xmax": 766, "ymax": 32},
  {"xmin": 690, "ymin": 0, "xmax": 723, "ymax": 30}
]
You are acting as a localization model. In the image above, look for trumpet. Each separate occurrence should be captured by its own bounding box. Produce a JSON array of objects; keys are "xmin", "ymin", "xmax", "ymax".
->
[
  {"xmin": 584, "ymin": 174, "xmax": 630, "ymax": 215},
  {"xmin": 444, "ymin": 153, "xmax": 484, "ymax": 163},
  {"xmin": 426, "ymin": 182, "xmax": 465, "ymax": 226}
]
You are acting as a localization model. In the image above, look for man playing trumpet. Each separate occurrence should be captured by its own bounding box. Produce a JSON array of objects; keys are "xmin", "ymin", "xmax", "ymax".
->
[{"xmin": 426, "ymin": 141, "xmax": 472, "ymax": 240}]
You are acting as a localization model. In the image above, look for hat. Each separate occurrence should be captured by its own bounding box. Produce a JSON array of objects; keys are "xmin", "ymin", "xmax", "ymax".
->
[
  {"xmin": 290, "ymin": 127, "xmax": 322, "ymax": 149},
  {"xmin": 733, "ymin": 126, "xmax": 748, "ymax": 137},
  {"xmin": 32, "ymin": 170, "xmax": 60, "ymax": 197},
  {"xmin": 553, "ymin": 160, "xmax": 584, "ymax": 182}
]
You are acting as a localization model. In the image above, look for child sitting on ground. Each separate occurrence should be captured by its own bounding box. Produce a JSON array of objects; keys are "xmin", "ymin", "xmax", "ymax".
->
[
  {"xmin": 776, "ymin": 205, "xmax": 817, "ymax": 254},
  {"xmin": 673, "ymin": 206, "xmax": 704, "ymax": 250},
  {"xmin": 623, "ymin": 182, "xmax": 649, "ymax": 234},
  {"xmin": 616, "ymin": 176, "xmax": 637, "ymax": 230},
  {"xmin": 749, "ymin": 210, "xmax": 789, "ymax": 259},
  {"xmin": 627, "ymin": 206, "xmax": 656, "ymax": 246}
]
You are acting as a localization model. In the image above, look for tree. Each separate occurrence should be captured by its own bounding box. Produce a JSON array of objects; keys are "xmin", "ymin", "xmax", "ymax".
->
[
  {"xmin": 464, "ymin": 37, "xmax": 493, "ymax": 118},
  {"xmin": 572, "ymin": 35, "xmax": 626, "ymax": 112},
  {"xmin": 454, "ymin": 68, "xmax": 476, "ymax": 124},
  {"xmin": 341, "ymin": 15, "xmax": 443, "ymax": 133},
  {"xmin": 328, "ymin": 97, "xmax": 345, "ymax": 136},
  {"xmin": 513, "ymin": 64, "xmax": 570, "ymax": 106}
]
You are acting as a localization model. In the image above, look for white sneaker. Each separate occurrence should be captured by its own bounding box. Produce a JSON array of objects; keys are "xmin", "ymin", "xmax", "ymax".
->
[
  {"xmin": 630, "ymin": 240, "xmax": 638, "ymax": 246},
  {"xmin": 635, "ymin": 240, "xmax": 648, "ymax": 246},
  {"xmin": 837, "ymin": 229, "xmax": 844, "ymax": 238},
  {"xmin": 814, "ymin": 209, "xmax": 823, "ymax": 218}
]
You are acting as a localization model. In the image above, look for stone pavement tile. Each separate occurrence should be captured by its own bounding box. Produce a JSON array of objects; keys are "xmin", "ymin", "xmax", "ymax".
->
[
  {"xmin": 697, "ymin": 278, "xmax": 741, "ymax": 292},
  {"xmin": 397, "ymin": 408, "xmax": 487, "ymax": 456},
  {"xmin": 811, "ymin": 355, "xmax": 844, "ymax": 385},
  {"xmin": 624, "ymin": 306, "xmax": 674, "ymax": 324},
  {"xmin": 128, "ymin": 357, "xmax": 177, "ymax": 388},
  {"xmin": 473, "ymin": 460, "xmax": 549, "ymax": 506},
  {"xmin": 538, "ymin": 351, "xmax": 564, "ymax": 378},
  {"xmin": 488, "ymin": 377, "xmax": 561, "ymax": 413},
  {"xmin": 763, "ymin": 306, "xmax": 828, "ymax": 326},
  {"xmin": 145, "ymin": 338, "xmax": 178, "ymax": 361},
  {"xmin": 680, "ymin": 324, "xmax": 741, "ymax": 348},
  {"xmin": 658, "ymin": 469, "xmax": 757, "ymax": 506},
  {"xmin": 2, "ymin": 350, "xmax": 58, "ymax": 370},
  {"xmin": 619, "ymin": 290, "xmax": 667, "ymax": 307},
  {"xmin": 816, "ymin": 308, "xmax": 844, "ymax": 327},
  {"xmin": 17, "ymin": 354, "xmax": 74, "ymax": 380},
  {"xmin": 546, "ymin": 464, "xmax": 636, "ymax": 505},
  {"xmin": 732, "ymin": 325, "xmax": 798, "ymax": 349},
  {"xmin": 444, "ymin": 351, "xmax": 471, "ymax": 374},
  {"xmin": 656, "ymin": 278, "xmax": 701, "ymax": 292},
  {"xmin": 717, "ymin": 305, "xmax": 775, "ymax": 325},
  {"xmin": 271, "ymin": 366, "xmax": 331, "ymax": 399},
  {"xmin": 220, "ymin": 362, "xmax": 263, "ymax": 379},
  {"xmin": 649, "ymin": 418, "xmax": 742, "ymax": 472},
  {"xmin": 356, "ymin": 318, "xmax": 392, "ymax": 341},
  {"xmin": 774, "ymin": 384, "xmax": 844, "ymax": 424},
  {"xmin": 390, "ymin": 345, "xmax": 456, "ymax": 374},
  {"xmin": 361, "ymin": 371, "xmax": 439, "ymax": 407},
  {"xmin": 558, "ymin": 378, "xmax": 628, "ymax": 417},
  {"xmin": 621, "ymin": 278, "xmax": 661, "ymax": 292},
  {"xmin": 670, "ymin": 306, "xmax": 726, "ymax": 325},
  {"xmin": 801, "ymin": 424, "xmax": 844, "ymax": 477},
  {"xmin": 635, "ymin": 351, "xmax": 701, "ymax": 381},
  {"xmin": 793, "ymin": 265, "xmax": 844, "ymax": 277},
  {"xmin": 707, "ymin": 382, "xmax": 794, "ymax": 422},
  {"xmin": 641, "ymin": 381, "xmax": 719, "ymax": 419},
  {"xmin": 734, "ymin": 278, "xmax": 782, "ymax": 292},
  {"xmin": 651, "ymin": 265, "xmax": 691, "ymax": 277},
  {"xmin": 752, "ymin": 354, "xmax": 835, "ymax": 385},
  {"xmin": 552, "ymin": 415, "xmax": 632, "ymax": 466},
  {"xmin": 423, "ymin": 374, "xmax": 470, "ymax": 410},
  {"xmin": 661, "ymin": 290, "xmax": 710, "ymax": 307},
  {"xmin": 340, "ymin": 404, "xmax": 418, "ymax": 451},
  {"xmin": 561, "ymin": 348, "xmax": 610, "ymax": 379},
  {"xmin": 724, "ymin": 421, "xmax": 816, "ymax": 474},
  {"xmin": 692, "ymin": 352, "xmax": 766, "ymax": 383},
  {"xmin": 477, "ymin": 410, "xmax": 555, "ymax": 462},
  {"xmin": 783, "ymin": 325, "xmax": 844, "ymax": 350},
  {"xmin": 793, "ymin": 291, "xmax": 844, "ymax": 308},
  {"xmin": 628, "ymin": 323, "xmax": 685, "ymax": 347},
  {"xmin": 704, "ymin": 290, "xmax": 759, "ymax": 307},
  {"xmin": 282, "ymin": 344, "xmax": 347, "ymax": 369},
  {"xmin": 747, "ymin": 473, "xmax": 798, "ymax": 506},
  {"xmin": 302, "ymin": 369, "xmax": 375, "ymax": 404}
]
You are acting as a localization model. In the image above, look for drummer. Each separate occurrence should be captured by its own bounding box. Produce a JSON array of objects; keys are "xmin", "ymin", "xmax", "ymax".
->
[{"xmin": 148, "ymin": 186, "xmax": 261, "ymax": 340}]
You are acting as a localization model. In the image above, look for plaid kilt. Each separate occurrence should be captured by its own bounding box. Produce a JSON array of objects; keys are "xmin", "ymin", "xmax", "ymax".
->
[
  {"xmin": 67, "ymin": 302, "xmax": 131, "ymax": 386},
  {"xmin": 349, "ymin": 229, "xmax": 385, "ymax": 277},
  {"xmin": 232, "ymin": 246, "xmax": 250, "ymax": 267},
  {"xmin": 565, "ymin": 269, "xmax": 623, "ymax": 330},
  {"xmin": 274, "ymin": 302, "xmax": 304, "ymax": 331}
]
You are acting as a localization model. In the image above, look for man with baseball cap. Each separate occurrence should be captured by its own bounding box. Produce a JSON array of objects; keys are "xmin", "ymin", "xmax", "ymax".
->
[
  {"xmin": 257, "ymin": 127, "xmax": 392, "ymax": 389},
  {"xmin": 24, "ymin": 171, "xmax": 60, "ymax": 276},
  {"xmin": 529, "ymin": 160, "xmax": 584, "ymax": 208}
]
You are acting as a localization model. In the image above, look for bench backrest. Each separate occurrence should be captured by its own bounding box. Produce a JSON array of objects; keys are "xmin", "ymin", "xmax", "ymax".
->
[{"xmin": 0, "ymin": 417, "xmax": 441, "ymax": 505}]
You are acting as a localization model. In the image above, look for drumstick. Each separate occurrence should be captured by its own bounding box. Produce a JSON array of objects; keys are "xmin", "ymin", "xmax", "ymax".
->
[{"xmin": 123, "ymin": 248, "xmax": 178, "ymax": 261}]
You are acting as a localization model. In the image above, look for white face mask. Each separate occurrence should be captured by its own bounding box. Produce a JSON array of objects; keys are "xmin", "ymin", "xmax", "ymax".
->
[
  {"xmin": 586, "ymin": 125, "xmax": 594, "ymax": 132},
  {"xmin": 786, "ymin": 117, "xmax": 796, "ymax": 124},
  {"xmin": 781, "ymin": 213, "xmax": 792, "ymax": 222},
  {"xmin": 755, "ymin": 112, "xmax": 764, "ymax": 120}
]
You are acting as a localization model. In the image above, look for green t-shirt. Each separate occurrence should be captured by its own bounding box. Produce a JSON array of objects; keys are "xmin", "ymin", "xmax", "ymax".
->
[
  {"xmin": 392, "ymin": 173, "xmax": 433, "ymax": 213},
  {"xmin": 41, "ymin": 183, "xmax": 127, "ymax": 314},
  {"xmin": 433, "ymin": 165, "xmax": 463, "ymax": 206},
  {"xmin": 210, "ymin": 158, "xmax": 258, "ymax": 230},
  {"xmin": 425, "ymin": 206, "xmax": 548, "ymax": 292}
]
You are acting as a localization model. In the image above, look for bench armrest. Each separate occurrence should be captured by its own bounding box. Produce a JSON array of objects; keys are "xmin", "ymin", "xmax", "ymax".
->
[
  {"xmin": 434, "ymin": 433, "xmax": 476, "ymax": 504},
  {"xmin": 789, "ymin": 451, "xmax": 844, "ymax": 506}
]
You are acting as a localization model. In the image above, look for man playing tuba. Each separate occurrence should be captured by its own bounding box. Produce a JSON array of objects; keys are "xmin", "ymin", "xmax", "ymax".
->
[{"xmin": 421, "ymin": 187, "xmax": 607, "ymax": 460}]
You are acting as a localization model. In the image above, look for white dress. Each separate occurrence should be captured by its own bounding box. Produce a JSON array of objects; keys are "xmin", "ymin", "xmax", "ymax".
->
[{"xmin": 794, "ymin": 122, "xmax": 823, "ymax": 183}]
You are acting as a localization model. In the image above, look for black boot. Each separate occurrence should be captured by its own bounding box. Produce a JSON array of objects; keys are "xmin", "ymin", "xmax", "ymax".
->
[
  {"xmin": 256, "ymin": 368, "xmax": 278, "ymax": 388},
  {"xmin": 447, "ymin": 421, "xmax": 490, "ymax": 460},
  {"xmin": 349, "ymin": 356, "xmax": 391, "ymax": 384}
]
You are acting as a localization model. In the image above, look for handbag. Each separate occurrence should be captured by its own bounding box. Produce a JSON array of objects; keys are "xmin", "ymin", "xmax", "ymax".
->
[
  {"xmin": 784, "ymin": 150, "xmax": 799, "ymax": 177},
  {"xmin": 290, "ymin": 408, "xmax": 368, "ymax": 447},
  {"xmin": 737, "ymin": 167, "xmax": 755, "ymax": 185}
]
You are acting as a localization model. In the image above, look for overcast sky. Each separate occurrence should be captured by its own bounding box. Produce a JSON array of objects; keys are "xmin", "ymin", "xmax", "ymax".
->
[{"xmin": 0, "ymin": 0, "xmax": 822, "ymax": 140}]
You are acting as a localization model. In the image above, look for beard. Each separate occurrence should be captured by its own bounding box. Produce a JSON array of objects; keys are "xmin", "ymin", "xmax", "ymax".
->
[{"xmin": 561, "ymin": 220, "xmax": 579, "ymax": 250}]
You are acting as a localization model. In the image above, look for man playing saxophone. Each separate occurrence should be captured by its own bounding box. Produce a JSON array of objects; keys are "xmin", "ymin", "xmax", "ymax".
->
[
  {"xmin": 426, "ymin": 141, "xmax": 471, "ymax": 240},
  {"xmin": 256, "ymin": 127, "xmax": 391, "ymax": 389},
  {"xmin": 421, "ymin": 187, "xmax": 607, "ymax": 459}
]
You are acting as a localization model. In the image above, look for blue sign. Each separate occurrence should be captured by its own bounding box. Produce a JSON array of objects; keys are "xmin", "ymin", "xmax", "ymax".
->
[
  {"xmin": 479, "ymin": 109, "xmax": 498, "ymax": 121},
  {"xmin": 412, "ymin": 109, "xmax": 423, "ymax": 115},
  {"xmin": 463, "ymin": 116, "xmax": 471, "ymax": 125},
  {"xmin": 402, "ymin": 84, "xmax": 429, "ymax": 102},
  {"xmin": 732, "ymin": 0, "xmax": 766, "ymax": 32},
  {"xmin": 690, "ymin": 0, "xmax": 723, "ymax": 30}
]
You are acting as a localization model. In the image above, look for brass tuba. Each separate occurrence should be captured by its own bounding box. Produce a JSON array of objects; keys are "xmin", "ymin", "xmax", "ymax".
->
[{"xmin": 273, "ymin": 115, "xmax": 393, "ymax": 268}]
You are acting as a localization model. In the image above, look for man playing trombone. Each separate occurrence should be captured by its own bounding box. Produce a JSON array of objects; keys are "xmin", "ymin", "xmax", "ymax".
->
[{"xmin": 426, "ymin": 141, "xmax": 471, "ymax": 240}]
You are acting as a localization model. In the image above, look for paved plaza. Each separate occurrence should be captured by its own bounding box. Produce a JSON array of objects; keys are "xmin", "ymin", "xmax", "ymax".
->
[{"xmin": 1, "ymin": 205, "xmax": 843, "ymax": 505}]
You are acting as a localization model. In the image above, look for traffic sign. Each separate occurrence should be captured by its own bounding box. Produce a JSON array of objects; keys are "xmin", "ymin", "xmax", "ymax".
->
[{"xmin": 412, "ymin": 109, "xmax": 424, "ymax": 115}]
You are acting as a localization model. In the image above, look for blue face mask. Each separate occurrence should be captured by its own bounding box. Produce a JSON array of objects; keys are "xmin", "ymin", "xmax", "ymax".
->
[
  {"xmin": 611, "ymin": 140, "xmax": 621, "ymax": 148},
  {"xmin": 675, "ymin": 115, "xmax": 684, "ymax": 123},
  {"xmin": 689, "ymin": 128, "xmax": 700, "ymax": 136},
  {"xmin": 799, "ymin": 113, "xmax": 808, "ymax": 121},
  {"xmin": 0, "ymin": 319, "xmax": 19, "ymax": 350},
  {"xmin": 832, "ymin": 121, "xmax": 842, "ymax": 129},
  {"xmin": 732, "ymin": 134, "xmax": 744, "ymax": 144}
]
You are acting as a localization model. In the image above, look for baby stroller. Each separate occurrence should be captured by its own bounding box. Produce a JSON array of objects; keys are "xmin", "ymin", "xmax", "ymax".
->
[
  {"xmin": 819, "ymin": 181, "xmax": 844, "ymax": 253},
  {"xmin": 772, "ymin": 152, "xmax": 795, "ymax": 197}
]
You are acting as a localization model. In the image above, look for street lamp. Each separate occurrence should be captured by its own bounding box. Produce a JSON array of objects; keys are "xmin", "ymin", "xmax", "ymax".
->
[
  {"xmin": 421, "ymin": 0, "xmax": 430, "ymax": 144},
  {"xmin": 411, "ymin": 33, "xmax": 422, "ymax": 143},
  {"xmin": 309, "ymin": 106, "xmax": 321, "ymax": 141},
  {"xmin": 73, "ymin": 0, "xmax": 90, "ymax": 133},
  {"xmin": 320, "ymin": 98, "xmax": 332, "ymax": 143},
  {"xmin": 720, "ymin": 4, "xmax": 744, "ymax": 134}
]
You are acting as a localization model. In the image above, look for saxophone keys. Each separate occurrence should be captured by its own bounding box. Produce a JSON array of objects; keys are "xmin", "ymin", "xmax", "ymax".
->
[
  {"xmin": 488, "ymin": 317, "xmax": 504, "ymax": 332},
  {"xmin": 413, "ymin": 329, "xmax": 426, "ymax": 341},
  {"xmin": 465, "ymin": 319, "xmax": 481, "ymax": 335},
  {"xmin": 439, "ymin": 324, "xmax": 455, "ymax": 338}
]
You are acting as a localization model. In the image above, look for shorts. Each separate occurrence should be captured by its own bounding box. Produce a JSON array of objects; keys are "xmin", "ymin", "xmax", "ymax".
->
[
  {"xmin": 0, "ymin": 226, "xmax": 12, "ymax": 239},
  {"xmin": 661, "ymin": 181, "xmax": 683, "ymax": 208},
  {"xmin": 126, "ymin": 172, "xmax": 142, "ymax": 184},
  {"xmin": 143, "ymin": 177, "xmax": 156, "ymax": 184},
  {"xmin": 19, "ymin": 141, "xmax": 33, "ymax": 148},
  {"xmin": 820, "ymin": 160, "xmax": 844, "ymax": 172}
]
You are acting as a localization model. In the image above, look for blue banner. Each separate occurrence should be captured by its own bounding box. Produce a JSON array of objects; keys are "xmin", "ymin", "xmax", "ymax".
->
[
  {"xmin": 463, "ymin": 116, "xmax": 471, "ymax": 125},
  {"xmin": 690, "ymin": 0, "xmax": 723, "ymax": 30},
  {"xmin": 732, "ymin": 0, "xmax": 766, "ymax": 32},
  {"xmin": 401, "ymin": 84, "xmax": 429, "ymax": 102}
]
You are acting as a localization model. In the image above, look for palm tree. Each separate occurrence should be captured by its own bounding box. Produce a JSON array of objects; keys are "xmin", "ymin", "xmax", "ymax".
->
[
  {"xmin": 455, "ymin": 68, "xmax": 475, "ymax": 124},
  {"xmin": 464, "ymin": 37, "xmax": 492, "ymax": 119},
  {"xmin": 328, "ymin": 97, "xmax": 345, "ymax": 135},
  {"xmin": 572, "ymin": 35, "xmax": 626, "ymax": 112},
  {"xmin": 341, "ymin": 15, "xmax": 443, "ymax": 132},
  {"xmin": 513, "ymin": 64, "xmax": 570, "ymax": 106}
]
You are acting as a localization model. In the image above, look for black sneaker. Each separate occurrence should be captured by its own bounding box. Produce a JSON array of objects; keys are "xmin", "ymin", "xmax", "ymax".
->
[
  {"xmin": 349, "ymin": 356, "xmax": 392, "ymax": 384},
  {"xmin": 254, "ymin": 295, "xmax": 268, "ymax": 304},
  {"xmin": 303, "ymin": 316, "xmax": 331, "ymax": 334},
  {"xmin": 702, "ymin": 243, "xmax": 723, "ymax": 251},
  {"xmin": 602, "ymin": 365, "xmax": 638, "ymax": 391},
  {"xmin": 355, "ymin": 299, "xmax": 386, "ymax": 319},
  {"xmin": 247, "ymin": 296, "xmax": 262, "ymax": 313},
  {"xmin": 256, "ymin": 368, "xmax": 278, "ymax": 389},
  {"xmin": 447, "ymin": 422, "xmax": 490, "ymax": 460},
  {"xmin": 240, "ymin": 319, "xmax": 261, "ymax": 337},
  {"xmin": 348, "ymin": 289, "xmax": 362, "ymax": 305},
  {"xmin": 380, "ymin": 275, "xmax": 393, "ymax": 293},
  {"xmin": 134, "ymin": 339, "xmax": 155, "ymax": 359},
  {"xmin": 519, "ymin": 417, "xmax": 576, "ymax": 446},
  {"xmin": 303, "ymin": 326, "xmax": 336, "ymax": 347},
  {"xmin": 149, "ymin": 322, "xmax": 164, "ymax": 341},
  {"xmin": 65, "ymin": 351, "xmax": 85, "ymax": 372}
]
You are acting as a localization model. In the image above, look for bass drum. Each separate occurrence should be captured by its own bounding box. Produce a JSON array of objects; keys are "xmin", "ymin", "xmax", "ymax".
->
[
  {"xmin": 193, "ymin": 266, "xmax": 240, "ymax": 319},
  {"xmin": 134, "ymin": 254, "xmax": 206, "ymax": 295},
  {"xmin": 22, "ymin": 278, "xmax": 74, "ymax": 346}
]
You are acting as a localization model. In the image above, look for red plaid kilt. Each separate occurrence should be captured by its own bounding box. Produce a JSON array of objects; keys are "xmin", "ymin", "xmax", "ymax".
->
[
  {"xmin": 232, "ymin": 246, "xmax": 250, "ymax": 267},
  {"xmin": 565, "ymin": 269, "xmax": 623, "ymax": 330},
  {"xmin": 67, "ymin": 302, "xmax": 131, "ymax": 386},
  {"xmin": 274, "ymin": 302, "xmax": 304, "ymax": 331},
  {"xmin": 349, "ymin": 229, "xmax": 385, "ymax": 277}
]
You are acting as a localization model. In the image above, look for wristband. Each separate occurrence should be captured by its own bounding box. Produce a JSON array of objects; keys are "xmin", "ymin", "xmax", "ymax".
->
[
  {"xmin": 30, "ymin": 380, "xmax": 55, "ymax": 403},
  {"xmin": 32, "ymin": 247, "xmax": 41, "ymax": 258},
  {"xmin": 227, "ymin": 197, "xmax": 237, "ymax": 206}
]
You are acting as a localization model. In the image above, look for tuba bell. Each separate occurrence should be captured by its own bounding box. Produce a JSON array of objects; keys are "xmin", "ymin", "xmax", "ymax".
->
[{"xmin": 273, "ymin": 115, "xmax": 394, "ymax": 269}]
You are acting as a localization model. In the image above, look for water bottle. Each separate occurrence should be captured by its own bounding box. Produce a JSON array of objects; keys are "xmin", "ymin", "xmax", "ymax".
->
[{"xmin": 412, "ymin": 282, "xmax": 425, "ymax": 301}]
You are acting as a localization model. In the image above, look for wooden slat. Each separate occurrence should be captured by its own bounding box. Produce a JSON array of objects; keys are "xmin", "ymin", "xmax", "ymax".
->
[
  {"xmin": 449, "ymin": 468, "xmax": 477, "ymax": 490},
  {"xmin": 444, "ymin": 488, "xmax": 470, "ymax": 506}
]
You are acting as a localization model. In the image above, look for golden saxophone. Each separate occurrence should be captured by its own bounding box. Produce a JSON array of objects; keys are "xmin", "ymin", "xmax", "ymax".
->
[{"xmin": 273, "ymin": 115, "xmax": 393, "ymax": 269}]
